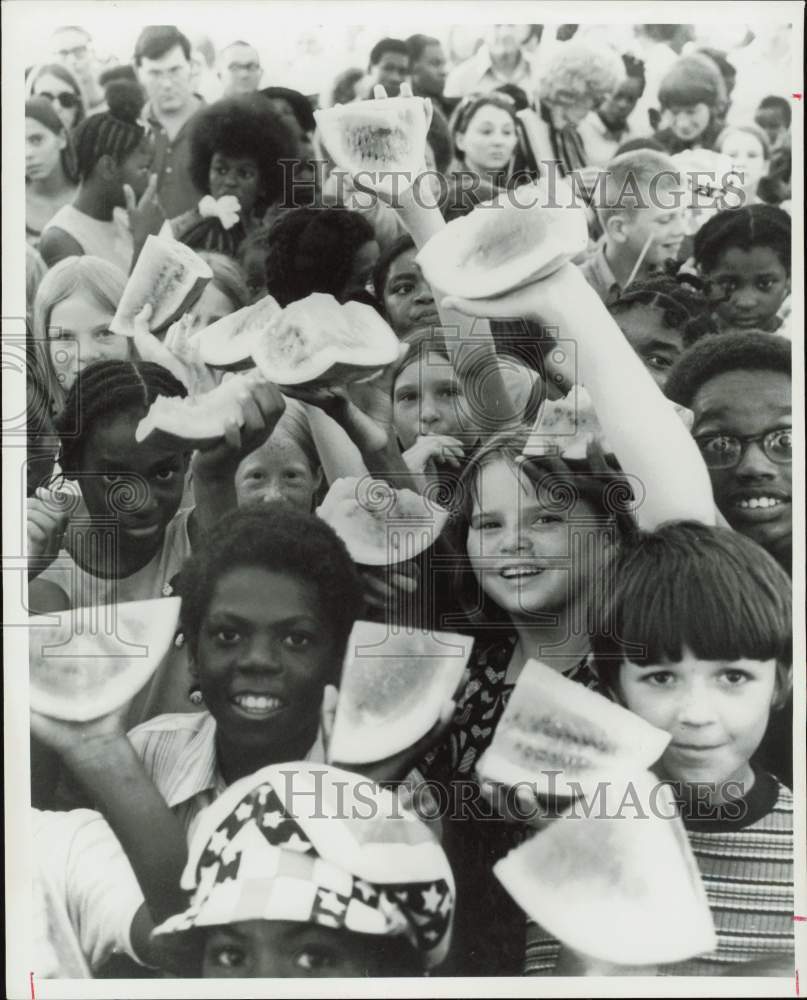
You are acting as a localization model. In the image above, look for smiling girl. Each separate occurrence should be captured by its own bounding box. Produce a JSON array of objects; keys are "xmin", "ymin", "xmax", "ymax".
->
[{"xmin": 449, "ymin": 94, "xmax": 520, "ymax": 190}]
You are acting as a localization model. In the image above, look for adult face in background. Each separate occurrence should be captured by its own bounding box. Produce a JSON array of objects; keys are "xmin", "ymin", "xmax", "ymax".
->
[
  {"xmin": 599, "ymin": 76, "xmax": 644, "ymax": 131},
  {"xmin": 218, "ymin": 42, "xmax": 262, "ymax": 97},
  {"xmin": 50, "ymin": 26, "xmax": 94, "ymax": 88},
  {"xmin": 455, "ymin": 101, "xmax": 518, "ymax": 177},
  {"xmin": 30, "ymin": 69, "xmax": 83, "ymax": 131},
  {"xmin": 410, "ymin": 41, "xmax": 447, "ymax": 98},
  {"xmin": 485, "ymin": 24, "xmax": 522, "ymax": 62},
  {"xmin": 370, "ymin": 50, "xmax": 409, "ymax": 97},
  {"xmin": 138, "ymin": 43, "xmax": 195, "ymax": 115}
]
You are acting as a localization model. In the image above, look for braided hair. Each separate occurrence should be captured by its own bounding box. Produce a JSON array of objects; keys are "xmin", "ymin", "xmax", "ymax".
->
[
  {"xmin": 71, "ymin": 80, "xmax": 145, "ymax": 181},
  {"xmin": 263, "ymin": 207, "xmax": 375, "ymax": 306},
  {"xmin": 610, "ymin": 275, "xmax": 718, "ymax": 347},
  {"xmin": 693, "ymin": 203, "xmax": 791, "ymax": 275},
  {"xmin": 56, "ymin": 360, "xmax": 187, "ymax": 476}
]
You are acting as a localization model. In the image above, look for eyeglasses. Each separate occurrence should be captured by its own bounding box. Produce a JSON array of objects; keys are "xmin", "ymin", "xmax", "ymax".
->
[
  {"xmin": 57, "ymin": 44, "xmax": 88, "ymax": 60},
  {"xmin": 37, "ymin": 90, "xmax": 80, "ymax": 110},
  {"xmin": 695, "ymin": 428, "xmax": 792, "ymax": 469}
]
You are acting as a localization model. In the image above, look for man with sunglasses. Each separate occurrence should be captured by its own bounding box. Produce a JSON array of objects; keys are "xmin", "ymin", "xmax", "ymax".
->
[{"xmin": 665, "ymin": 331, "xmax": 792, "ymax": 574}]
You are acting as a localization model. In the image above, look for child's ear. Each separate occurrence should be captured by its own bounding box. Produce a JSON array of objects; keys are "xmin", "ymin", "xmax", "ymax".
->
[
  {"xmin": 771, "ymin": 661, "xmax": 792, "ymax": 711},
  {"xmin": 604, "ymin": 213, "xmax": 627, "ymax": 245}
]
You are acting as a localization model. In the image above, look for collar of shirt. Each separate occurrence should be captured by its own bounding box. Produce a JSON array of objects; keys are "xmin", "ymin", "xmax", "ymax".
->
[
  {"xmin": 142, "ymin": 94, "xmax": 204, "ymax": 131},
  {"xmin": 587, "ymin": 240, "xmax": 622, "ymax": 303},
  {"xmin": 161, "ymin": 712, "xmax": 326, "ymax": 809}
]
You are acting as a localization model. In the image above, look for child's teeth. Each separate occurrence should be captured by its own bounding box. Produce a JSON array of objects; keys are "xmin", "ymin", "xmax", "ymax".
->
[
  {"xmin": 737, "ymin": 497, "xmax": 783, "ymax": 509},
  {"xmin": 501, "ymin": 566, "xmax": 541, "ymax": 579},
  {"xmin": 235, "ymin": 695, "xmax": 280, "ymax": 711}
]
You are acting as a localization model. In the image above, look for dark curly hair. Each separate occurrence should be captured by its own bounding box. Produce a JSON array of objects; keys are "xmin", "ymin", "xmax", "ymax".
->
[
  {"xmin": 188, "ymin": 96, "xmax": 299, "ymax": 212},
  {"xmin": 263, "ymin": 207, "xmax": 376, "ymax": 306},
  {"xmin": 664, "ymin": 330, "xmax": 791, "ymax": 408},
  {"xmin": 693, "ymin": 203, "xmax": 791, "ymax": 275},
  {"xmin": 610, "ymin": 275, "xmax": 718, "ymax": 348},
  {"xmin": 55, "ymin": 359, "xmax": 187, "ymax": 476},
  {"xmin": 177, "ymin": 505, "xmax": 364, "ymax": 670}
]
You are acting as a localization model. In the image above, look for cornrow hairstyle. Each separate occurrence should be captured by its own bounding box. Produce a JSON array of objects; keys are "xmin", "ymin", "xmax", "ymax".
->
[
  {"xmin": 177, "ymin": 505, "xmax": 364, "ymax": 674},
  {"xmin": 622, "ymin": 52, "xmax": 646, "ymax": 91},
  {"xmin": 263, "ymin": 207, "xmax": 376, "ymax": 307},
  {"xmin": 664, "ymin": 330, "xmax": 791, "ymax": 408},
  {"xmin": 610, "ymin": 275, "xmax": 718, "ymax": 348},
  {"xmin": 187, "ymin": 96, "xmax": 298, "ymax": 214},
  {"xmin": 56, "ymin": 359, "xmax": 187, "ymax": 476},
  {"xmin": 592, "ymin": 521, "xmax": 791, "ymax": 699},
  {"xmin": 71, "ymin": 81, "xmax": 145, "ymax": 181},
  {"xmin": 692, "ymin": 203, "xmax": 791, "ymax": 275},
  {"xmin": 26, "ymin": 63, "xmax": 86, "ymax": 126}
]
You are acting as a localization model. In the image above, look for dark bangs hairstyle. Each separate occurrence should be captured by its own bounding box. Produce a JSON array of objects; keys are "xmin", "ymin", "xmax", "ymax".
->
[
  {"xmin": 592, "ymin": 521, "xmax": 792, "ymax": 705},
  {"xmin": 441, "ymin": 430, "xmax": 638, "ymax": 631},
  {"xmin": 177, "ymin": 506, "xmax": 364, "ymax": 681}
]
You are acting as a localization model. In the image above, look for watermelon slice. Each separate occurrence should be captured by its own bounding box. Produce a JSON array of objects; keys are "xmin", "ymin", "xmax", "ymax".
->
[
  {"xmin": 494, "ymin": 772, "xmax": 717, "ymax": 965},
  {"xmin": 416, "ymin": 178, "xmax": 588, "ymax": 299},
  {"xmin": 29, "ymin": 597, "xmax": 181, "ymax": 721},
  {"xmin": 316, "ymin": 476, "xmax": 450, "ymax": 566},
  {"xmin": 522, "ymin": 385, "xmax": 610, "ymax": 460},
  {"xmin": 192, "ymin": 294, "xmax": 282, "ymax": 372},
  {"xmin": 250, "ymin": 293, "xmax": 400, "ymax": 388},
  {"xmin": 134, "ymin": 369, "xmax": 264, "ymax": 451},
  {"xmin": 314, "ymin": 96, "xmax": 430, "ymax": 198},
  {"xmin": 477, "ymin": 659, "xmax": 670, "ymax": 798},
  {"xmin": 328, "ymin": 620, "xmax": 474, "ymax": 764},
  {"xmin": 110, "ymin": 235, "xmax": 212, "ymax": 338}
]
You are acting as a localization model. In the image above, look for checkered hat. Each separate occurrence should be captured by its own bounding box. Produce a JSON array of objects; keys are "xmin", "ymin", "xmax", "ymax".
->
[{"xmin": 152, "ymin": 762, "xmax": 455, "ymax": 968}]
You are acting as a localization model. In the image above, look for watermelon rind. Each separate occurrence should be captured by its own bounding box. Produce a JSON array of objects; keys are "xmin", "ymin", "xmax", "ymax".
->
[
  {"xmin": 29, "ymin": 597, "xmax": 181, "ymax": 722},
  {"xmin": 193, "ymin": 295, "xmax": 282, "ymax": 371}
]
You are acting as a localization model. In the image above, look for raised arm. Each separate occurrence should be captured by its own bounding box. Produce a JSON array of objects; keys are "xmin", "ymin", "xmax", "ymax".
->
[{"xmin": 444, "ymin": 264, "xmax": 716, "ymax": 530}]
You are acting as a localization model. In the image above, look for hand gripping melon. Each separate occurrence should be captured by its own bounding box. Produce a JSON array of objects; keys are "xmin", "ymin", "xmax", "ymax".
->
[
  {"xmin": 135, "ymin": 368, "xmax": 265, "ymax": 451},
  {"xmin": 192, "ymin": 294, "xmax": 282, "ymax": 372},
  {"xmin": 328, "ymin": 620, "xmax": 474, "ymax": 764},
  {"xmin": 29, "ymin": 597, "xmax": 181, "ymax": 721},
  {"xmin": 250, "ymin": 293, "xmax": 400, "ymax": 388},
  {"xmin": 494, "ymin": 772, "xmax": 717, "ymax": 966},
  {"xmin": 110, "ymin": 235, "xmax": 213, "ymax": 337},
  {"xmin": 416, "ymin": 179, "xmax": 588, "ymax": 299},
  {"xmin": 477, "ymin": 659, "xmax": 670, "ymax": 798},
  {"xmin": 316, "ymin": 476, "xmax": 450, "ymax": 566},
  {"xmin": 314, "ymin": 96, "xmax": 430, "ymax": 197},
  {"xmin": 522, "ymin": 385, "xmax": 610, "ymax": 460}
]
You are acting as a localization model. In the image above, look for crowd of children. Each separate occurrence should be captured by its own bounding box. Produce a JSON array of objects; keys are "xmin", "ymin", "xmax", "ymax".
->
[{"xmin": 21, "ymin": 18, "xmax": 797, "ymax": 983}]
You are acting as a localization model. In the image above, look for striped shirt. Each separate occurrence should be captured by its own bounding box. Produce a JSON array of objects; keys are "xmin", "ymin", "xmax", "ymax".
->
[
  {"xmin": 524, "ymin": 771, "xmax": 794, "ymax": 976},
  {"xmin": 127, "ymin": 711, "xmax": 324, "ymax": 840}
]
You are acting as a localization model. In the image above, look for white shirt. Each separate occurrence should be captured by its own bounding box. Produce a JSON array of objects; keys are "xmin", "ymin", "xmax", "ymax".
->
[
  {"xmin": 33, "ymin": 809, "xmax": 144, "ymax": 979},
  {"xmin": 444, "ymin": 44, "xmax": 540, "ymax": 101}
]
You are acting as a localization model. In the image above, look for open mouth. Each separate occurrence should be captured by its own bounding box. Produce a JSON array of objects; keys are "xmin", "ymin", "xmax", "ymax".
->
[
  {"xmin": 121, "ymin": 522, "xmax": 163, "ymax": 538},
  {"xmin": 730, "ymin": 494, "xmax": 790, "ymax": 522},
  {"xmin": 230, "ymin": 693, "xmax": 285, "ymax": 718}
]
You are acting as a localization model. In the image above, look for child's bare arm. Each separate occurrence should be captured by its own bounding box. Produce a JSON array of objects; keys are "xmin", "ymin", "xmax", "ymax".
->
[
  {"xmin": 444, "ymin": 266, "xmax": 717, "ymax": 530},
  {"xmin": 31, "ymin": 708, "xmax": 187, "ymax": 967}
]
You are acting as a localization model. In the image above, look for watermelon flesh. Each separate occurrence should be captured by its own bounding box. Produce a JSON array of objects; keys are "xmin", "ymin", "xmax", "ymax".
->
[
  {"xmin": 29, "ymin": 597, "xmax": 181, "ymax": 722},
  {"xmin": 494, "ymin": 772, "xmax": 717, "ymax": 965},
  {"xmin": 110, "ymin": 235, "xmax": 212, "ymax": 337},
  {"xmin": 416, "ymin": 179, "xmax": 588, "ymax": 299},
  {"xmin": 316, "ymin": 476, "xmax": 450, "ymax": 566},
  {"xmin": 192, "ymin": 294, "xmax": 282, "ymax": 371},
  {"xmin": 477, "ymin": 659, "xmax": 670, "ymax": 798},
  {"xmin": 250, "ymin": 293, "xmax": 400, "ymax": 388},
  {"xmin": 328, "ymin": 620, "xmax": 474, "ymax": 764}
]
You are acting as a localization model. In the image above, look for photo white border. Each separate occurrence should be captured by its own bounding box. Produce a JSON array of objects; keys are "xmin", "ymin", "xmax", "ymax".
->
[{"xmin": 3, "ymin": 2, "xmax": 804, "ymax": 997}]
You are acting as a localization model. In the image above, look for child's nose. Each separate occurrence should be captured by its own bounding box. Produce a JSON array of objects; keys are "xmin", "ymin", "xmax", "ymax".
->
[
  {"xmin": 414, "ymin": 284, "xmax": 434, "ymax": 304},
  {"xmin": 241, "ymin": 634, "xmax": 282, "ymax": 671},
  {"xmin": 735, "ymin": 440, "xmax": 777, "ymax": 479},
  {"xmin": 675, "ymin": 685, "xmax": 717, "ymax": 727}
]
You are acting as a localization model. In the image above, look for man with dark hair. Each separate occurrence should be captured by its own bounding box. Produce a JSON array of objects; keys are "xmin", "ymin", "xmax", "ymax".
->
[
  {"xmin": 134, "ymin": 26, "xmax": 204, "ymax": 217},
  {"xmin": 366, "ymin": 37, "xmax": 409, "ymax": 97},
  {"xmin": 406, "ymin": 34, "xmax": 456, "ymax": 118},
  {"xmin": 217, "ymin": 41, "xmax": 262, "ymax": 98}
]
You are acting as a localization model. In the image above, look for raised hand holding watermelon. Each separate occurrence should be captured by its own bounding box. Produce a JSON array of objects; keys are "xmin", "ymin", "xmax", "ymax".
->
[{"xmin": 30, "ymin": 702, "xmax": 130, "ymax": 768}]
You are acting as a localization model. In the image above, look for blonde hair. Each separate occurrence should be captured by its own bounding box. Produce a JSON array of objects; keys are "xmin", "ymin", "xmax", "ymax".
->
[
  {"xmin": 538, "ymin": 41, "xmax": 624, "ymax": 108},
  {"xmin": 32, "ymin": 255, "xmax": 128, "ymax": 412}
]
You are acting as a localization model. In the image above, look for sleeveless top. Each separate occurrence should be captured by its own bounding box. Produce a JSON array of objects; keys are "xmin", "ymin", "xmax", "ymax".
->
[{"xmin": 42, "ymin": 204, "xmax": 133, "ymax": 274}]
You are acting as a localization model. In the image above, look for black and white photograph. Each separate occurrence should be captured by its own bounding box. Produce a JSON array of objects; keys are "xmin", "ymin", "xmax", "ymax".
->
[{"xmin": 3, "ymin": 1, "xmax": 804, "ymax": 995}]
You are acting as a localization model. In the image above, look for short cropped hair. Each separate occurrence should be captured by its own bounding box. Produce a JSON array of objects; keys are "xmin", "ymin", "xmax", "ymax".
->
[
  {"xmin": 133, "ymin": 25, "xmax": 192, "ymax": 65},
  {"xmin": 369, "ymin": 37, "xmax": 409, "ymax": 68},
  {"xmin": 592, "ymin": 521, "xmax": 792, "ymax": 702},
  {"xmin": 595, "ymin": 149, "xmax": 681, "ymax": 220},
  {"xmin": 406, "ymin": 34, "xmax": 440, "ymax": 64},
  {"xmin": 664, "ymin": 331, "xmax": 791, "ymax": 408},
  {"xmin": 693, "ymin": 204, "xmax": 791, "ymax": 274},
  {"xmin": 757, "ymin": 95, "xmax": 791, "ymax": 128},
  {"xmin": 177, "ymin": 506, "xmax": 364, "ymax": 671}
]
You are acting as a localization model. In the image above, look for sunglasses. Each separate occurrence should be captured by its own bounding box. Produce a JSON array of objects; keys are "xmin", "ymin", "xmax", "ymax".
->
[{"xmin": 37, "ymin": 90, "xmax": 80, "ymax": 110}]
